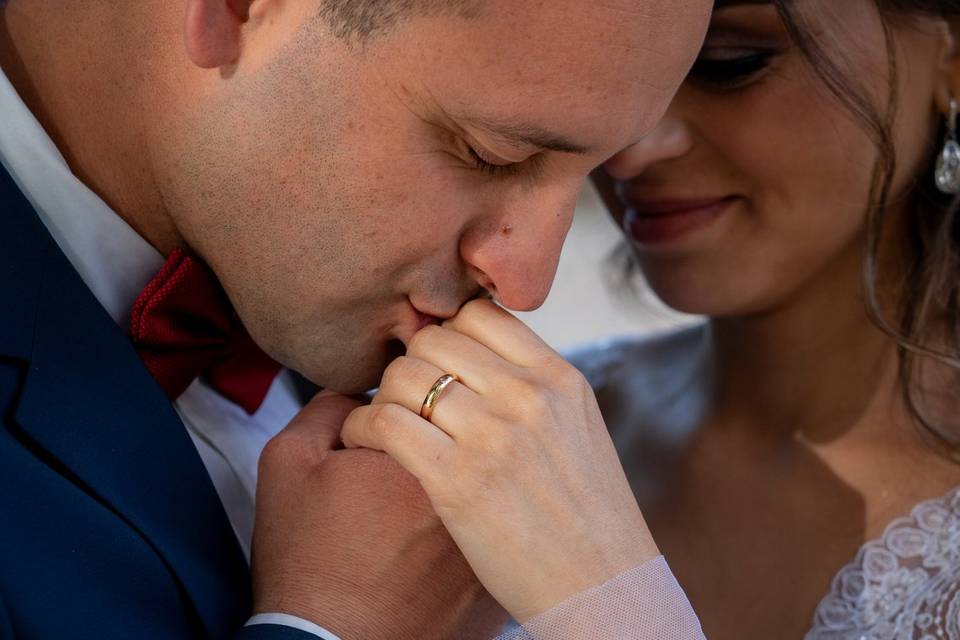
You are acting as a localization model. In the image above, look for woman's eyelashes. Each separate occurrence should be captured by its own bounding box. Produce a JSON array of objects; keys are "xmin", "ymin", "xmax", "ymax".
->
[{"xmin": 688, "ymin": 48, "xmax": 776, "ymax": 90}]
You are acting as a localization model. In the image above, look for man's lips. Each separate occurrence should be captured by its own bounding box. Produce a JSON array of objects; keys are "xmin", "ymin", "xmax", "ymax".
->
[
  {"xmin": 391, "ymin": 305, "xmax": 444, "ymax": 348},
  {"xmin": 623, "ymin": 195, "xmax": 739, "ymax": 246},
  {"xmin": 414, "ymin": 311, "xmax": 441, "ymax": 333}
]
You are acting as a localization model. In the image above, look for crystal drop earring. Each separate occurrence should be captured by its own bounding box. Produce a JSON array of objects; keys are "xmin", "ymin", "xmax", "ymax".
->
[{"xmin": 936, "ymin": 98, "xmax": 960, "ymax": 194}]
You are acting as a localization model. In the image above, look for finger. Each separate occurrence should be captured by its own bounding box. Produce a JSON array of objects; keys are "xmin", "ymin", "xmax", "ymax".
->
[
  {"xmin": 443, "ymin": 299, "xmax": 556, "ymax": 367},
  {"xmin": 406, "ymin": 324, "xmax": 520, "ymax": 395},
  {"xmin": 341, "ymin": 403, "xmax": 455, "ymax": 486},
  {"xmin": 282, "ymin": 390, "xmax": 365, "ymax": 452},
  {"xmin": 374, "ymin": 356, "xmax": 483, "ymax": 440}
]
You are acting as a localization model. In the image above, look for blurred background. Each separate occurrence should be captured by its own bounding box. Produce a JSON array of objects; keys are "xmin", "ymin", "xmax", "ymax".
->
[{"xmin": 516, "ymin": 183, "xmax": 696, "ymax": 352}]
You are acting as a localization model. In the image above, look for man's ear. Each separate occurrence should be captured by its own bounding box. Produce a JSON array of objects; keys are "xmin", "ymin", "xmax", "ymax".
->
[
  {"xmin": 934, "ymin": 19, "xmax": 960, "ymax": 114},
  {"xmin": 184, "ymin": 0, "xmax": 252, "ymax": 69}
]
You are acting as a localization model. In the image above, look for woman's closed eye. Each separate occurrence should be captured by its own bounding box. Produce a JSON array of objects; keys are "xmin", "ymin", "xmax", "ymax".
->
[{"xmin": 688, "ymin": 48, "xmax": 777, "ymax": 90}]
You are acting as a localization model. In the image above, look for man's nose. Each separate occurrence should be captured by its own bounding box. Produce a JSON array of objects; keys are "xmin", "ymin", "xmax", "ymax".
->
[
  {"xmin": 603, "ymin": 112, "xmax": 694, "ymax": 180},
  {"xmin": 460, "ymin": 187, "xmax": 579, "ymax": 312}
]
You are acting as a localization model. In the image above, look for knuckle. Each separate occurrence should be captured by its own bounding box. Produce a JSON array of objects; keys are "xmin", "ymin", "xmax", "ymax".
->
[
  {"xmin": 459, "ymin": 298, "xmax": 493, "ymax": 326},
  {"xmin": 368, "ymin": 403, "xmax": 405, "ymax": 444},
  {"xmin": 260, "ymin": 431, "xmax": 313, "ymax": 473},
  {"xmin": 260, "ymin": 431, "xmax": 293, "ymax": 462},
  {"xmin": 407, "ymin": 324, "xmax": 442, "ymax": 355},
  {"xmin": 379, "ymin": 356, "xmax": 416, "ymax": 391},
  {"xmin": 509, "ymin": 376, "xmax": 539, "ymax": 403},
  {"xmin": 512, "ymin": 378, "xmax": 550, "ymax": 416},
  {"xmin": 552, "ymin": 361, "xmax": 589, "ymax": 392},
  {"xmin": 461, "ymin": 298, "xmax": 487, "ymax": 317}
]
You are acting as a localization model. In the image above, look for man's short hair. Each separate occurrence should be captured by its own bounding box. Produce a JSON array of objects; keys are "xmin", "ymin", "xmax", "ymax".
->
[{"xmin": 319, "ymin": 0, "xmax": 481, "ymax": 40}]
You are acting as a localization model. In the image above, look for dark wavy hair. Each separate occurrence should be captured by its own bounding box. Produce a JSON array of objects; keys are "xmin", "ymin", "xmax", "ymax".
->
[{"xmin": 769, "ymin": 1, "xmax": 960, "ymax": 456}]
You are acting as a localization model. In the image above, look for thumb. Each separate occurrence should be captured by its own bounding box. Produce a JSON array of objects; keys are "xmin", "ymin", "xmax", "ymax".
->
[{"xmin": 282, "ymin": 390, "xmax": 366, "ymax": 452}]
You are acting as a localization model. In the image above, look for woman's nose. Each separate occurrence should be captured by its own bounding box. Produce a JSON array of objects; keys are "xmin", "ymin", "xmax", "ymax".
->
[{"xmin": 603, "ymin": 113, "xmax": 694, "ymax": 180}]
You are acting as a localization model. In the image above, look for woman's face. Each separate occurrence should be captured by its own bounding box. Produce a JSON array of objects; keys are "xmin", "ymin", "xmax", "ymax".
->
[{"xmin": 597, "ymin": 0, "xmax": 952, "ymax": 318}]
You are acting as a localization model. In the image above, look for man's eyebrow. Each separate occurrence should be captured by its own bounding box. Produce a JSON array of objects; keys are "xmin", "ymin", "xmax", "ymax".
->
[{"xmin": 467, "ymin": 118, "xmax": 593, "ymax": 156}]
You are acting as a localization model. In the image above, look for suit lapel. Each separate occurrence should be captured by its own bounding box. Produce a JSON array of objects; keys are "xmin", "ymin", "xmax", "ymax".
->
[{"xmin": 0, "ymin": 165, "xmax": 251, "ymax": 638}]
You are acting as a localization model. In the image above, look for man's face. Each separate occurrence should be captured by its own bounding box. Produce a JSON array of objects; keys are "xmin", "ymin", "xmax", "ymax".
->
[{"xmin": 150, "ymin": 0, "xmax": 710, "ymax": 392}]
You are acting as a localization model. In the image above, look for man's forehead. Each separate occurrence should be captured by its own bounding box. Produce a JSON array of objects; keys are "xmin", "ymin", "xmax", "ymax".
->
[
  {"xmin": 446, "ymin": 16, "xmax": 695, "ymax": 137},
  {"xmin": 367, "ymin": 0, "xmax": 709, "ymax": 155},
  {"xmin": 480, "ymin": 0, "xmax": 686, "ymax": 48},
  {"xmin": 482, "ymin": 0, "xmax": 682, "ymax": 22},
  {"xmin": 464, "ymin": 1, "xmax": 705, "ymax": 95}
]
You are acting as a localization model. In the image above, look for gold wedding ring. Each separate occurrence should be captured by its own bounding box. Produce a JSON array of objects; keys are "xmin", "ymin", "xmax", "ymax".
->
[{"xmin": 420, "ymin": 374, "xmax": 459, "ymax": 422}]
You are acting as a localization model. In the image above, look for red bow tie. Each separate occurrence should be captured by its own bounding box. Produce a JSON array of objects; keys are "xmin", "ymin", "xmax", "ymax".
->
[{"xmin": 129, "ymin": 249, "xmax": 282, "ymax": 415}]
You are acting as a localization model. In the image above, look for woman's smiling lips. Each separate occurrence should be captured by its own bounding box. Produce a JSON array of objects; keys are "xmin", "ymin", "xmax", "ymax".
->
[{"xmin": 623, "ymin": 196, "xmax": 739, "ymax": 246}]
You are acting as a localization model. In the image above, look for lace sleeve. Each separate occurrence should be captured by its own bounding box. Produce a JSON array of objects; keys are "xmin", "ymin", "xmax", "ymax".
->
[{"xmin": 492, "ymin": 556, "xmax": 706, "ymax": 640}]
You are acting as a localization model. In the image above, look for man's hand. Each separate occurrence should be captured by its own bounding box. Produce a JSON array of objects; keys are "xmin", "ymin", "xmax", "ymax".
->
[{"xmin": 251, "ymin": 392, "xmax": 507, "ymax": 640}]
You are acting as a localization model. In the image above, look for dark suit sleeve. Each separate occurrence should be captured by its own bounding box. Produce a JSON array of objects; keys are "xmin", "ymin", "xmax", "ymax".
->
[
  {"xmin": 0, "ymin": 595, "xmax": 14, "ymax": 640},
  {"xmin": 235, "ymin": 624, "xmax": 331, "ymax": 640}
]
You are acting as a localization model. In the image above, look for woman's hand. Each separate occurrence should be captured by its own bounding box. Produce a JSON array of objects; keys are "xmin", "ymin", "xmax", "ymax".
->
[{"xmin": 341, "ymin": 299, "xmax": 659, "ymax": 622}]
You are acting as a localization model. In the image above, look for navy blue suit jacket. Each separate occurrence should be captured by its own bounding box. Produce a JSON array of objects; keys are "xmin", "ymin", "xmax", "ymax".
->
[{"xmin": 0, "ymin": 164, "xmax": 317, "ymax": 639}]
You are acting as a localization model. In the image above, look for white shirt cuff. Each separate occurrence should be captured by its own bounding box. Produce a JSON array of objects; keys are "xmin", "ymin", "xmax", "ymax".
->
[{"xmin": 246, "ymin": 613, "xmax": 344, "ymax": 640}]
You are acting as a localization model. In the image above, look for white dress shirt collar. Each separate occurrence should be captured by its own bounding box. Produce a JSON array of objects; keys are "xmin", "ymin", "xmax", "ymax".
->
[{"xmin": 0, "ymin": 66, "xmax": 164, "ymax": 329}]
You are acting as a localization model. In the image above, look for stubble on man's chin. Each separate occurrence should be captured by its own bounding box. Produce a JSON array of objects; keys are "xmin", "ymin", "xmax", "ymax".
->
[{"xmin": 285, "ymin": 333, "xmax": 407, "ymax": 395}]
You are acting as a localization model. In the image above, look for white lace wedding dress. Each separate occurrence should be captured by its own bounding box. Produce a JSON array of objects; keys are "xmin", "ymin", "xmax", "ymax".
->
[
  {"xmin": 810, "ymin": 486, "xmax": 960, "ymax": 639},
  {"xmin": 498, "ymin": 324, "xmax": 960, "ymax": 639}
]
